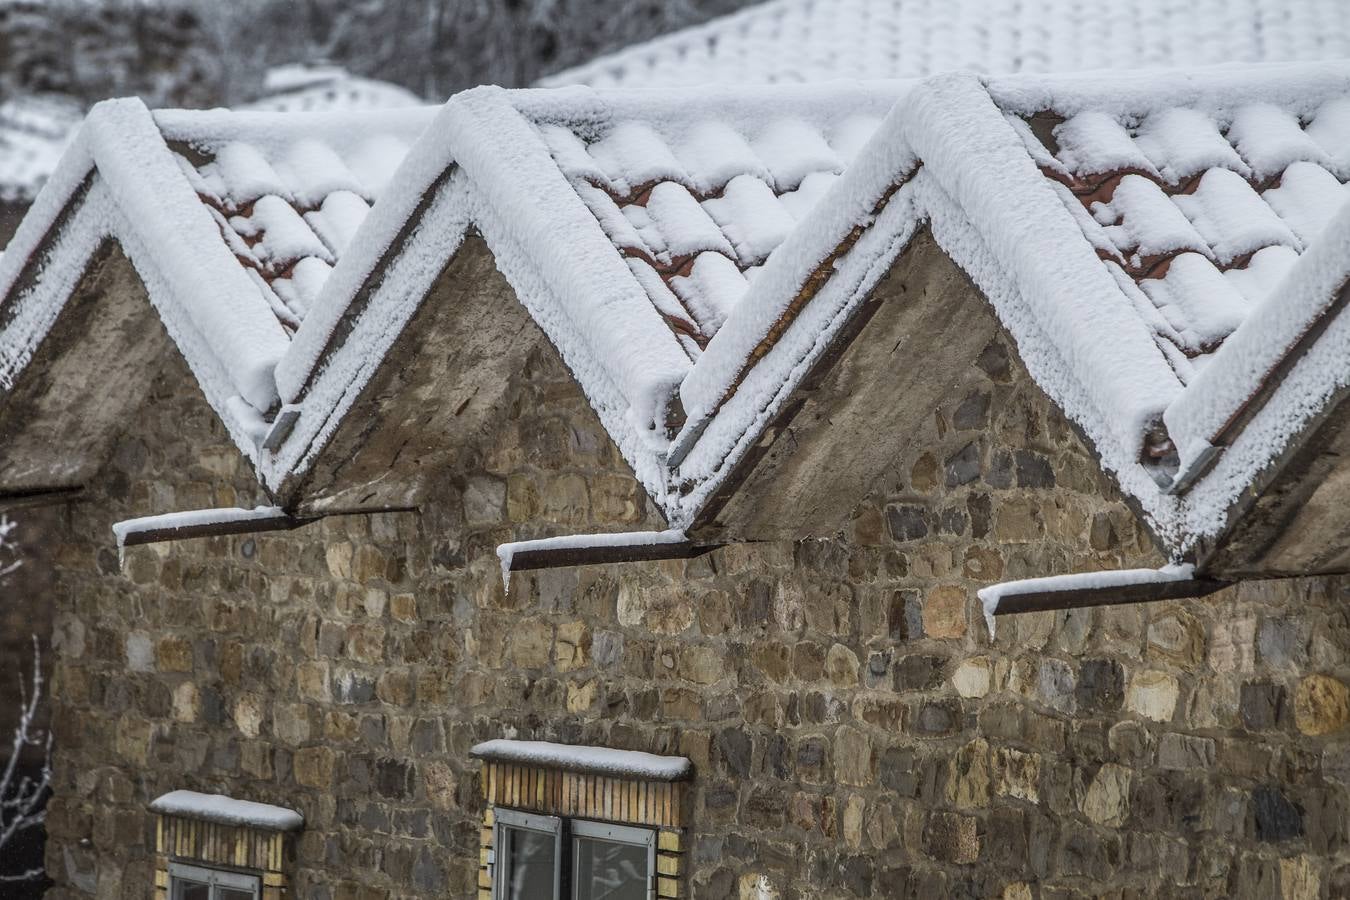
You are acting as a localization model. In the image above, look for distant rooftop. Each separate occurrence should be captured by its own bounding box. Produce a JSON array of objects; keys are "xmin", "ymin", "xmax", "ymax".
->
[{"xmin": 547, "ymin": 0, "xmax": 1350, "ymax": 87}]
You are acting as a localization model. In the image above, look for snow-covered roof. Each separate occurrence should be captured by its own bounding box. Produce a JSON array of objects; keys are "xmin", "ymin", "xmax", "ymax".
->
[
  {"xmin": 0, "ymin": 95, "xmax": 82, "ymax": 204},
  {"xmin": 158, "ymin": 107, "xmax": 432, "ymax": 332},
  {"xmin": 242, "ymin": 65, "xmax": 422, "ymax": 114},
  {"xmin": 518, "ymin": 85, "xmax": 895, "ymax": 356},
  {"xmin": 471, "ymin": 739, "xmax": 692, "ymax": 781},
  {"xmin": 7, "ymin": 60, "xmax": 1350, "ymax": 567},
  {"xmin": 149, "ymin": 790, "xmax": 304, "ymax": 831},
  {"xmin": 548, "ymin": 0, "xmax": 1350, "ymax": 88}
]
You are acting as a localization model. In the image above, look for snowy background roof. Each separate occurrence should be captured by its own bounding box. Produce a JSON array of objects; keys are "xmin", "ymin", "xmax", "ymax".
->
[
  {"xmin": 0, "ymin": 95, "xmax": 81, "ymax": 203},
  {"xmin": 549, "ymin": 0, "xmax": 1350, "ymax": 88},
  {"xmin": 241, "ymin": 64, "xmax": 422, "ymax": 115}
]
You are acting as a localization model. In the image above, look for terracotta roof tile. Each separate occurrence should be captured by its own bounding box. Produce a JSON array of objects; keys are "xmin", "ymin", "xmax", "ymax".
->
[
  {"xmin": 1021, "ymin": 92, "xmax": 1350, "ymax": 380},
  {"xmin": 533, "ymin": 104, "xmax": 884, "ymax": 354},
  {"xmin": 163, "ymin": 118, "xmax": 424, "ymax": 335}
]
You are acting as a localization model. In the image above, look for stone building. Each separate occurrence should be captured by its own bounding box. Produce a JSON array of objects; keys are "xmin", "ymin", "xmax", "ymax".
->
[{"xmin": 4, "ymin": 2, "xmax": 1350, "ymax": 898}]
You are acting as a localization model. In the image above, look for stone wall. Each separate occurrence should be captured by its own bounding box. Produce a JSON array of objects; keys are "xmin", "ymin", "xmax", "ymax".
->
[{"xmin": 40, "ymin": 325, "xmax": 1350, "ymax": 899}]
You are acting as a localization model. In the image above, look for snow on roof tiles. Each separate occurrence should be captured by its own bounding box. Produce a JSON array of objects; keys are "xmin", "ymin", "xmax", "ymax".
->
[
  {"xmin": 547, "ymin": 0, "xmax": 1350, "ymax": 89},
  {"xmin": 1015, "ymin": 85, "xmax": 1350, "ymax": 381},
  {"xmin": 155, "ymin": 108, "xmax": 433, "ymax": 333},
  {"xmin": 529, "ymin": 95, "xmax": 888, "ymax": 355}
]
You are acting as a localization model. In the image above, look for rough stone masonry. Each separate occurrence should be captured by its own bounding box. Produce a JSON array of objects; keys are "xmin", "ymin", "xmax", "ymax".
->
[{"xmin": 36, "ymin": 322, "xmax": 1350, "ymax": 899}]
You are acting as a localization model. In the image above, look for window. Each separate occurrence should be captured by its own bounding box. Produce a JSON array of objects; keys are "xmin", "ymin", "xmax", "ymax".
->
[
  {"xmin": 571, "ymin": 820, "xmax": 655, "ymax": 900},
  {"xmin": 493, "ymin": 809, "xmax": 655, "ymax": 900},
  {"xmin": 494, "ymin": 809, "xmax": 563, "ymax": 900},
  {"xmin": 168, "ymin": 862, "xmax": 260, "ymax": 900}
]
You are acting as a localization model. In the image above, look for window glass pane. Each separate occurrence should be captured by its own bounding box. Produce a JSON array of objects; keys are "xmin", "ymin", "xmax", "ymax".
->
[
  {"xmin": 503, "ymin": 826, "xmax": 556, "ymax": 899},
  {"xmin": 172, "ymin": 880, "xmax": 210, "ymax": 900},
  {"xmin": 219, "ymin": 889, "xmax": 256, "ymax": 900},
  {"xmin": 574, "ymin": 836, "xmax": 648, "ymax": 900}
]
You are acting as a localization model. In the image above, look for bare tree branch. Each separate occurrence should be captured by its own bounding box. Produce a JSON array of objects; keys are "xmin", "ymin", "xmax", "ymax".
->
[{"xmin": 0, "ymin": 636, "xmax": 50, "ymax": 883}]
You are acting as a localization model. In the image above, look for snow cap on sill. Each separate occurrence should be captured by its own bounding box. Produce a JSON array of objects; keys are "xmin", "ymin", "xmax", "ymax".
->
[
  {"xmin": 149, "ymin": 790, "xmax": 303, "ymax": 832},
  {"xmin": 471, "ymin": 739, "xmax": 692, "ymax": 782}
]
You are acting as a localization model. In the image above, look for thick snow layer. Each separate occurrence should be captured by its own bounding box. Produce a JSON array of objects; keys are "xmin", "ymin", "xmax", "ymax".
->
[
  {"xmin": 547, "ymin": 0, "xmax": 1350, "ymax": 89},
  {"xmin": 11, "ymin": 63, "xmax": 1350, "ymax": 567},
  {"xmin": 977, "ymin": 563, "xmax": 1195, "ymax": 636},
  {"xmin": 1096, "ymin": 174, "xmax": 1208, "ymax": 259},
  {"xmin": 149, "ymin": 790, "xmax": 303, "ymax": 831},
  {"xmin": 441, "ymin": 86, "xmax": 691, "ymax": 446},
  {"xmin": 985, "ymin": 60, "xmax": 1350, "ymax": 123},
  {"xmin": 471, "ymin": 739, "xmax": 691, "ymax": 781},
  {"xmin": 112, "ymin": 506, "xmax": 285, "ymax": 547}
]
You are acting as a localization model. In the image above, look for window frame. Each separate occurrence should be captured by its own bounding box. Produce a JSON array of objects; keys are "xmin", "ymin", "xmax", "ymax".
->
[
  {"xmin": 492, "ymin": 807, "xmax": 564, "ymax": 900},
  {"xmin": 168, "ymin": 861, "xmax": 261, "ymax": 900},
  {"xmin": 491, "ymin": 809, "xmax": 657, "ymax": 900},
  {"xmin": 570, "ymin": 819, "xmax": 656, "ymax": 900}
]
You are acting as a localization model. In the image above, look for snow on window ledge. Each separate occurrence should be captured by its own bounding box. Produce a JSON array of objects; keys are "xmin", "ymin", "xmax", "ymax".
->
[
  {"xmin": 470, "ymin": 739, "xmax": 692, "ymax": 782},
  {"xmin": 149, "ymin": 790, "xmax": 304, "ymax": 832}
]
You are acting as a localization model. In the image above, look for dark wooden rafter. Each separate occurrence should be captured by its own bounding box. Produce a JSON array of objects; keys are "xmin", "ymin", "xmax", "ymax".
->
[
  {"xmin": 991, "ymin": 575, "xmax": 1230, "ymax": 617},
  {"xmin": 118, "ymin": 510, "xmax": 317, "ymax": 548},
  {"xmin": 504, "ymin": 540, "xmax": 718, "ymax": 573},
  {"xmin": 0, "ymin": 485, "xmax": 84, "ymax": 511}
]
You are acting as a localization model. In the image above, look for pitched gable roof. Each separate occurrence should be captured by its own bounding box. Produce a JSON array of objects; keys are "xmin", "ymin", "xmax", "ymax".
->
[
  {"xmin": 6, "ymin": 61, "xmax": 1350, "ymax": 577},
  {"xmin": 548, "ymin": 0, "xmax": 1350, "ymax": 88}
]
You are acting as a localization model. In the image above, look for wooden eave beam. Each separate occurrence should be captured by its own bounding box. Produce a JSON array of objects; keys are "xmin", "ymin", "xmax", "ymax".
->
[
  {"xmin": 0, "ymin": 485, "xmax": 84, "ymax": 511},
  {"xmin": 118, "ymin": 512, "xmax": 317, "ymax": 547},
  {"xmin": 504, "ymin": 541, "xmax": 717, "ymax": 573},
  {"xmin": 992, "ymin": 576, "xmax": 1230, "ymax": 617}
]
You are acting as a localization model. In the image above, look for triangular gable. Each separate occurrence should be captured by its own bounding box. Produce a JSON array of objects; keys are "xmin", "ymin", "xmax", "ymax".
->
[
  {"xmin": 644, "ymin": 62, "xmax": 1350, "ymax": 561},
  {"xmin": 268, "ymin": 83, "xmax": 899, "ymax": 512},
  {"xmin": 0, "ymin": 99, "xmax": 433, "ymax": 484},
  {"xmin": 987, "ymin": 64, "xmax": 1350, "ymax": 553}
]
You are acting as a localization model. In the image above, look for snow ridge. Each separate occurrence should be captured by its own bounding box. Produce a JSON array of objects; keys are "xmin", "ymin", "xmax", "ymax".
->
[{"xmin": 471, "ymin": 739, "xmax": 692, "ymax": 781}]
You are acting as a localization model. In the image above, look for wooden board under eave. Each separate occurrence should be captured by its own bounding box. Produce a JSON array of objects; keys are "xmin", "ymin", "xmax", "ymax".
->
[
  {"xmin": 157, "ymin": 814, "xmax": 285, "ymax": 871},
  {"xmin": 689, "ymin": 230, "xmax": 1003, "ymax": 543},
  {"xmin": 482, "ymin": 761, "xmax": 684, "ymax": 829},
  {"xmin": 154, "ymin": 813, "xmax": 290, "ymax": 896}
]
